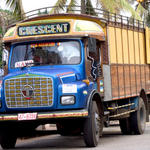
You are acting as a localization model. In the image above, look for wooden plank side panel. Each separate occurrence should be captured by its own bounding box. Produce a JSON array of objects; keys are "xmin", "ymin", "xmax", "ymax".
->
[
  {"xmin": 141, "ymin": 65, "xmax": 146, "ymax": 90},
  {"xmin": 111, "ymin": 65, "xmax": 119, "ymax": 98},
  {"xmin": 122, "ymin": 29, "xmax": 129, "ymax": 64},
  {"xmin": 128, "ymin": 30, "xmax": 135, "ymax": 64},
  {"xmin": 145, "ymin": 65, "xmax": 150, "ymax": 92},
  {"xmin": 111, "ymin": 64, "xmax": 137, "ymax": 99},
  {"xmin": 124, "ymin": 65, "xmax": 131, "ymax": 96},
  {"xmin": 129, "ymin": 65, "xmax": 137, "ymax": 95},
  {"xmin": 110, "ymin": 64, "xmax": 150, "ymax": 99},
  {"xmin": 134, "ymin": 31, "xmax": 140, "ymax": 64},
  {"xmin": 145, "ymin": 27, "xmax": 150, "ymax": 64},
  {"xmin": 116, "ymin": 28, "xmax": 123, "ymax": 64},
  {"xmin": 118, "ymin": 65, "xmax": 125, "ymax": 97},
  {"xmin": 139, "ymin": 33, "xmax": 146, "ymax": 64},
  {"xmin": 108, "ymin": 27, "xmax": 117, "ymax": 63},
  {"xmin": 136, "ymin": 65, "xmax": 141, "ymax": 93}
]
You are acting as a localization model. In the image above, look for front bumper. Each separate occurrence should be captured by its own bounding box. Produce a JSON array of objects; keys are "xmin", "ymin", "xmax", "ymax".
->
[{"xmin": 0, "ymin": 109, "xmax": 88, "ymax": 121}]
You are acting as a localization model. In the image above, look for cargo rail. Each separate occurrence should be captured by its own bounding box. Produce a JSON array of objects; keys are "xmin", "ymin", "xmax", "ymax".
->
[{"xmin": 5, "ymin": 5, "xmax": 144, "ymax": 29}]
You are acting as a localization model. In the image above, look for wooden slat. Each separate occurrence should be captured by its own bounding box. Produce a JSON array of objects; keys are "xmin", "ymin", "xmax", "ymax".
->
[
  {"xmin": 130, "ymin": 65, "xmax": 136, "ymax": 94},
  {"xmin": 124, "ymin": 65, "xmax": 130, "ymax": 96},
  {"xmin": 141, "ymin": 65, "xmax": 146, "ymax": 90},
  {"xmin": 111, "ymin": 65, "xmax": 119, "ymax": 98},
  {"xmin": 145, "ymin": 65, "xmax": 150, "ymax": 91},
  {"xmin": 136, "ymin": 65, "xmax": 141, "ymax": 92},
  {"xmin": 118, "ymin": 65, "xmax": 125, "ymax": 97},
  {"xmin": 110, "ymin": 64, "xmax": 150, "ymax": 99}
]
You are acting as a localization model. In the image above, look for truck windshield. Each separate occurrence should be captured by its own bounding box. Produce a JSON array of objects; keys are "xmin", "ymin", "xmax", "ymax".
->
[{"xmin": 11, "ymin": 40, "xmax": 81, "ymax": 68}]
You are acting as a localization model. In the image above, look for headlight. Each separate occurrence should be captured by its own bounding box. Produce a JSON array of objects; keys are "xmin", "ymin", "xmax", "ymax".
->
[{"xmin": 61, "ymin": 96, "xmax": 75, "ymax": 105}]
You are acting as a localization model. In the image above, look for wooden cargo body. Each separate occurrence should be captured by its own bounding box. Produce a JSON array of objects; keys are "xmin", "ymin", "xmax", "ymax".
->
[{"xmin": 104, "ymin": 22, "xmax": 150, "ymax": 101}]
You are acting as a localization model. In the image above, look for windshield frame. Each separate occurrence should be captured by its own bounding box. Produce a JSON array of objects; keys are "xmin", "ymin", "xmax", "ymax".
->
[{"xmin": 9, "ymin": 39, "xmax": 82, "ymax": 69}]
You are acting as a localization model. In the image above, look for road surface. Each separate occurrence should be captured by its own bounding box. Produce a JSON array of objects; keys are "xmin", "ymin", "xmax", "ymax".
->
[{"xmin": 1, "ymin": 122, "xmax": 150, "ymax": 150}]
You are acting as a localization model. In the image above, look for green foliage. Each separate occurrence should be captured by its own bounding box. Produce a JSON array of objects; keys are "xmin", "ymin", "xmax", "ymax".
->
[
  {"xmin": 146, "ymin": 13, "xmax": 150, "ymax": 27},
  {"xmin": 0, "ymin": 27, "xmax": 2, "ymax": 35},
  {"xmin": 38, "ymin": 9, "xmax": 48, "ymax": 15},
  {"xmin": 50, "ymin": 0, "xmax": 68, "ymax": 14},
  {"xmin": 67, "ymin": 0, "xmax": 77, "ymax": 13},
  {"xmin": 99, "ymin": 0, "xmax": 120, "ymax": 13},
  {"xmin": 4, "ymin": 0, "xmax": 25, "ymax": 19},
  {"xmin": 0, "ymin": 8, "xmax": 20, "ymax": 30},
  {"xmin": 99, "ymin": 0, "xmax": 142, "ymax": 20},
  {"xmin": 51, "ymin": 0, "xmax": 142, "ymax": 20},
  {"xmin": 85, "ymin": 0, "xmax": 97, "ymax": 15},
  {"xmin": 135, "ymin": 3, "xmax": 147, "ymax": 18}
]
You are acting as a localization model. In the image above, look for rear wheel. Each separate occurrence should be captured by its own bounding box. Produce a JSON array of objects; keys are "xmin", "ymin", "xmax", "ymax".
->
[
  {"xmin": 130, "ymin": 97, "xmax": 146, "ymax": 134},
  {"xmin": 119, "ymin": 118, "xmax": 131, "ymax": 135},
  {"xmin": 83, "ymin": 101, "xmax": 102, "ymax": 147}
]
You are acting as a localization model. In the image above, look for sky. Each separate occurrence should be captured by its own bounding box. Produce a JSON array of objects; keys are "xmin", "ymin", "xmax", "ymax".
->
[
  {"xmin": 0, "ymin": 0, "xmax": 58, "ymax": 12},
  {"xmin": 0, "ymin": 0, "xmax": 98, "ymax": 13},
  {"xmin": 22, "ymin": 0, "xmax": 57, "ymax": 12},
  {"xmin": 0, "ymin": 0, "xmax": 134, "ymax": 17}
]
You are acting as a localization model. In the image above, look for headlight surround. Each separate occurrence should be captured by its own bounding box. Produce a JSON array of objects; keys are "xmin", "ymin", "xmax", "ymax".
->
[{"xmin": 61, "ymin": 96, "xmax": 75, "ymax": 105}]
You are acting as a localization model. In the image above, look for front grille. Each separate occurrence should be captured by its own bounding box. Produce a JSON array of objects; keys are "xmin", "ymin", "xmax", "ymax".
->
[{"xmin": 5, "ymin": 77, "xmax": 53, "ymax": 108}]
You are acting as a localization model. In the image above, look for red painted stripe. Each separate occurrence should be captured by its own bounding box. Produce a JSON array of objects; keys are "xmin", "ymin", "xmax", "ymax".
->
[{"xmin": 56, "ymin": 72, "xmax": 74, "ymax": 77}]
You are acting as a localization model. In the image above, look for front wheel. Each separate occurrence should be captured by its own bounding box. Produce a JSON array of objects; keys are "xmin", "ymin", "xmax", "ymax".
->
[
  {"xmin": 83, "ymin": 101, "xmax": 102, "ymax": 147},
  {"xmin": 0, "ymin": 134, "xmax": 17, "ymax": 149}
]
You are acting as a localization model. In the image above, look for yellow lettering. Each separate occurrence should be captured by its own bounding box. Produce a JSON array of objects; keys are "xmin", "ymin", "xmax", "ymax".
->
[
  {"xmin": 51, "ymin": 25, "xmax": 56, "ymax": 33},
  {"xmin": 56, "ymin": 24, "xmax": 62, "ymax": 33},
  {"xmin": 63, "ymin": 24, "xmax": 68, "ymax": 32}
]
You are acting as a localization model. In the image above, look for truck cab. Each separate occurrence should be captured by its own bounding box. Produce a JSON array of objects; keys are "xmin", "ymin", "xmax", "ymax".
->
[{"xmin": 1, "ymin": 14, "xmax": 105, "ymax": 148}]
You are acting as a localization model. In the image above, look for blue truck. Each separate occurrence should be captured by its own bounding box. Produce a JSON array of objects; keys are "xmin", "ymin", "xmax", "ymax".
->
[{"xmin": 1, "ymin": 10, "xmax": 149, "ymax": 149}]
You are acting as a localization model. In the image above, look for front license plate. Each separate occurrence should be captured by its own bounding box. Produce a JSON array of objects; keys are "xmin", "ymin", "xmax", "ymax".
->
[{"xmin": 18, "ymin": 113, "xmax": 37, "ymax": 121}]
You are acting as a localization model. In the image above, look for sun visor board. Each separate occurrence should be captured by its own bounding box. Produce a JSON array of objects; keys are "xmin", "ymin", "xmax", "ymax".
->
[{"xmin": 18, "ymin": 22, "xmax": 70, "ymax": 36}]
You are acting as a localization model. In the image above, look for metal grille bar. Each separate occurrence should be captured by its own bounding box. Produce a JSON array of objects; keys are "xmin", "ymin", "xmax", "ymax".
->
[{"xmin": 5, "ymin": 77, "xmax": 53, "ymax": 108}]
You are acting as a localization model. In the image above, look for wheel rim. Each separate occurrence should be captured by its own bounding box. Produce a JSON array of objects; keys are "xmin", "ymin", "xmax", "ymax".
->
[{"xmin": 94, "ymin": 111, "xmax": 100, "ymax": 141}]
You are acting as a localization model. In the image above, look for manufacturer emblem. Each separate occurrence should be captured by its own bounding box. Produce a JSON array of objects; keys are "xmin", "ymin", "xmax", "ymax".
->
[{"xmin": 21, "ymin": 85, "xmax": 33, "ymax": 99}]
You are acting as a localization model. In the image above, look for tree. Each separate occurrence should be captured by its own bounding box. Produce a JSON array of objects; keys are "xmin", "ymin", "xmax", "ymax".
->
[
  {"xmin": 0, "ymin": 9, "xmax": 5, "ymax": 66},
  {"xmin": 135, "ymin": 0, "xmax": 150, "ymax": 26},
  {"xmin": 51, "ymin": 0, "xmax": 142, "ymax": 20},
  {"xmin": 0, "ymin": 8, "xmax": 18, "ymax": 66},
  {"xmin": 4, "ymin": 0, "xmax": 25, "ymax": 19}
]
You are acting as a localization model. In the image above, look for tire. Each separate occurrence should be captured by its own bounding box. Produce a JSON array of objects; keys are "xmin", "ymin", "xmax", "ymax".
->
[
  {"xmin": 83, "ymin": 101, "xmax": 102, "ymax": 147},
  {"xmin": 119, "ymin": 118, "xmax": 131, "ymax": 135},
  {"xmin": 130, "ymin": 97, "xmax": 146, "ymax": 134},
  {"xmin": 0, "ymin": 134, "xmax": 17, "ymax": 149}
]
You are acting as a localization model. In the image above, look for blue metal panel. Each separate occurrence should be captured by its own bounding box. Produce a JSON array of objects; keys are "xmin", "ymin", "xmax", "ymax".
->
[
  {"xmin": 0, "ymin": 39, "xmax": 90, "ymax": 113},
  {"xmin": 57, "ymin": 81, "xmax": 94, "ymax": 109}
]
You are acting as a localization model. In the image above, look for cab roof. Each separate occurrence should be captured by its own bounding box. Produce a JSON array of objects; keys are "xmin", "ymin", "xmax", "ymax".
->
[{"xmin": 3, "ymin": 14, "xmax": 106, "ymax": 43}]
